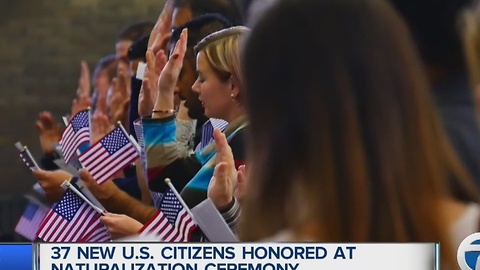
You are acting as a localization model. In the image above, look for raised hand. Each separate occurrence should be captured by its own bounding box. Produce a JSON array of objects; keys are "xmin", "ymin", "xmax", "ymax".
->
[
  {"xmin": 149, "ymin": 0, "xmax": 174, "ymax": 54},
  {"xmin": 79, "ymin": 169, "xmax": 118, "ymax": 201},
  {"xmin": 76, "ymin": 61, "xmax": 91, "ymax": 97},
  {"xmin": 109, "ymin": 78, "xmax": 122, "ymax": 121},
  {"xmin": 35, "ymin": 111, "xmax": 63, "ymax": 154},
  {"xmin": 95, "ymin": 87, "xmax": 109, "ymax": 116},
  {"xmin": 151, "ymin": 29, "xmax": 187, "ymax": 117},
  {"xmin": 138, "ymin": 79, "xmax": 154, "ymax": 117},
  {"xmin": 138, "ymin": 49, "xmax": 167, "ymax": 117},
  {"xmin": 113, "ymin": 99, "xmax": 131, "ymax": 127},
  {"xmin": 70, "ymin": 93, "xmax": 91, "ymax": 119},
  {"xmin": 109, "ymin": 64, "xmax": 130, "ymax": 124},
  {"xmin": 33, "ymin": 170, "xmax": 73, "ymax": 203},
  {"xmin": 157, "ymin": 29, "xmax": 187, "ymax": 96},
  {"xmin": 91, "ymin": 112, "xmax": 113, "ymax": 143},
  {"xmin": 208, "ymin": 129, "xmax": 238, "ymax": 210},
  {"xmin": 150, "ymin": 49, "xmax": 168, "ymax": 99},
  {"xmin": 100, "ymin": 213, "xmax": 144, "ymax": 239},
  {"xmin": 235, "ymin": 165, "xmax": 247, "ymax": 200}
]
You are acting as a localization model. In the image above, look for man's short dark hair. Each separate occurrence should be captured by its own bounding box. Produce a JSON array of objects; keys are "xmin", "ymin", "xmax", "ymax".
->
[
  {"xmin": 168, "ymin": 13, "xmax": 232, "ymax": 121},
  {"xmin": 388, "ymin": 0, "xmax": 472, "ymax": 71},
  {"xmin": 170, "ymin": 13, "xmax": 232, "ymax": 52},
  {"xmin": 168, "ymin": 13, "xmax": 232, "ymax": 82},
  {"xmin": 116, "ymin": 20, "xmax": 154, "ymax": 43},
  {"xmin": 174, "ymin": 0, "xmax": 243, "ymax": 25},
  {"xmin": 128, "ymin": 35, "xmax": 149, "ymax": 62}
]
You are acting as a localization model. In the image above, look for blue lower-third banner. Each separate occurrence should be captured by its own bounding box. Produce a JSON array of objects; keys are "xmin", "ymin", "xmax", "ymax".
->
[{"xmin": 0, "ymin": 243, "xmax": 32, "ymax": 270}]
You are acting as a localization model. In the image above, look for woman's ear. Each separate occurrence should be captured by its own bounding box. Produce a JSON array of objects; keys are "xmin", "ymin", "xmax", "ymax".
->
[{"xmin": 230, "ymin": 76, "xmax": 240, "ymax": 101}]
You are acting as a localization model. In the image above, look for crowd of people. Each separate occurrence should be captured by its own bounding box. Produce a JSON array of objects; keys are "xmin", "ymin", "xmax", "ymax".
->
[{"xmin": 13, "ymin": 0, "xmax": 480, "ymax": 267}]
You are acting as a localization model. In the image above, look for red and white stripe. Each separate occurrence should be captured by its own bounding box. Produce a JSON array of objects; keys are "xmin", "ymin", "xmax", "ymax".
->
[
  {"xmin": 139, "ymin": 208, "xmax": 197, "ymax": 242},
  {"xmin": 78, "ymin": 142, "xmax": 139, "ymax": 184},
  {"xmin": 60, "ymin": 125, "xmax": 89, "ymax": 163},
  {"xmin": 37, "ymin": 203, "xmax": 100, "ymax": 242}
]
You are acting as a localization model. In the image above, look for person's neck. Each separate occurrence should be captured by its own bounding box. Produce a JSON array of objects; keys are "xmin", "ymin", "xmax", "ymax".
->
[{"xmin": 223, "ymin": 105, "xmax": 245, "ymax": 123}]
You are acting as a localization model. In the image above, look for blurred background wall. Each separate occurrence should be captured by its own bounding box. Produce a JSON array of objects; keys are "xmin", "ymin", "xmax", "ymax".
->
[{"xmin": 0, "ymin": 0, "xmax": 164, "ymax": 240}]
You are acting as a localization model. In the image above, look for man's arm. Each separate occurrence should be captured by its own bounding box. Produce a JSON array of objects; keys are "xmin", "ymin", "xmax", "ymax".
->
[{"xmin": 79, "ymin": 169, "xmax": 156, "ymax": 224}]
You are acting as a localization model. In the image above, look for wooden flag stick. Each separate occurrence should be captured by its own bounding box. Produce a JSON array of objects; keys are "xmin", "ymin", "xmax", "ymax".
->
[
  {"xmin": 117, "ymin": 121, "xmax": 141, "ymax": 153},
  {"xmin": 87, "ymin": 106, "xmax": 92, "ymax": 145},
  {"xmin": 62, "ymin": 116, "xmax": 69, "ymax": 126},
  {"xmin": 61, "ymin": 180, "xmax": 105, "ymax": 215},
  {"xmin": 23, "ymin": 145, "xmax": 40, "ymax": 170},
  {"xmin": 15, "ymin": 142, "xmax": 40, "ymax": 170}
]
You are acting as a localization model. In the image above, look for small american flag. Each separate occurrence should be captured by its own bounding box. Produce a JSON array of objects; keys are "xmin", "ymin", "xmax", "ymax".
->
[
  {"xmin": 78, "ymin": 219, "xmax": 111, "ymax": 242},
  {"xmin": 78, "ymin": 126, "xmax": 139, "ymax": 184},
  {"xmin": 15, "ymin": 201, "xmax": 48, "ymax": 241},
  {"xmin": 37, "ymin": 189, "xmax": 110, "ymax": 242},
  {"xmin": 139, "ymin": 189, "xmax": 197, "ymax": 242},
  {"xmin": 60, "ymin": 110, "xmax": 90, "ymax": 163}
]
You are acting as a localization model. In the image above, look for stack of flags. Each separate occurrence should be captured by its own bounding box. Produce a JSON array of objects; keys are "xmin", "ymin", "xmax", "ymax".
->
[
  {"xmin": 14, "ymin": 109, "xmax": 141, "ymax": 242},
  {"xmin": 14, "ymin": 110, "xmax": 237, "ymax": 243}
]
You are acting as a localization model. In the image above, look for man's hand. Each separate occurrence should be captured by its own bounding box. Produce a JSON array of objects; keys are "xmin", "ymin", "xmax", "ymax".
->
[
  {"xmin": 235, "ymin": 165, "xmax": 247, "ymax": 200},
  {"xmin": 91, "ymin": 113, "xmax": 113, "ymax": 143},
  {"xmin": 70, "ymin": 93, "xmax": 91, "ymax": 119},
  {"xmin": 208, "ymin": 129, "xmax": 237, "ymax": 210},
  {"xmin": 138, "ymin": 49, "xmax": 167, "ymax": 117},
  {"xmin": 157, "ymin": 29, "xmax": 187, "ymax": 97},
  {"xmin": 33, "ymin": 170, "xmax": 73, "ymax": 203},
  {"xmin": 35, "ymin": 111, "xmax": 62, "ymax": 154},
  {"xmin": 77, "ymin": 61, "xmax": 91, "ymax": 97},
  {"xmin": 79, "ymin": 169, "xmax": 118, "ymax": 202},
  {"xmin": 149, "ymin": 0, "xmax": 174, "ymax": 54},
  {"xmin": 109, "ymin": 64, "xmax": 130, "ymax": 124},
  {"xmin": 100, "ymin": 213, "xmax": 144, "ymax": 239}
]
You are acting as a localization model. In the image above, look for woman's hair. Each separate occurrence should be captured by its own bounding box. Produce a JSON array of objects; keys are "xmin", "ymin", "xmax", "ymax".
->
[
  {"xmin": 239, "ymin": 0, "xmax": 478, "ymax": 267},
  {"xmin": 194, "ymin": 26, "xmax": 250, "ymax": 101}
]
